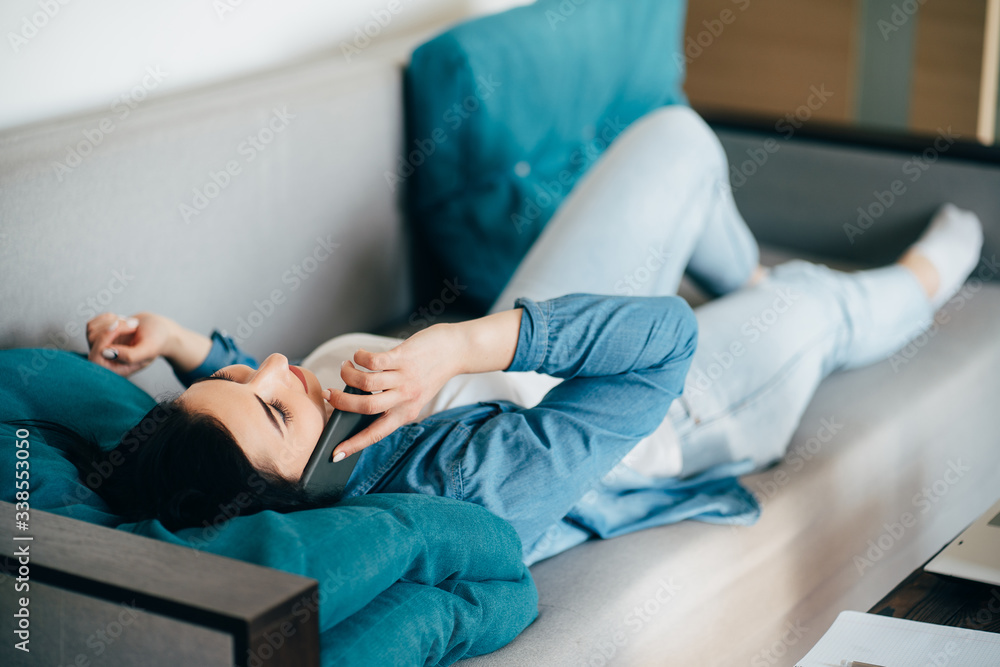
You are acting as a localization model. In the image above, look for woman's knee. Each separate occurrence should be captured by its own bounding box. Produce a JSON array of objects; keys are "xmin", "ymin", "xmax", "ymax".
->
[{"xmin": 624, "ymin": 105, "xmax": 728, "ymax": 172}]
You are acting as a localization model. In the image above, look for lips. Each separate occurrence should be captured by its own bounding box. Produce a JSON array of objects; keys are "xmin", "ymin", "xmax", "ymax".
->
[{"xmin": 289, "ymin": 365, "xmax": 309, "ymax": 393}]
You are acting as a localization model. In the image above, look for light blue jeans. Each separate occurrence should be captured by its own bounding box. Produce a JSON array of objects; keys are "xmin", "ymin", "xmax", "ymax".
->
[
  {"xmin": 348, "ymin": 106, "xmax": 935, "ymax": 565},
  {"xmin": 487, "ymin": 106, "xmax": 935, "ymax": 561}
]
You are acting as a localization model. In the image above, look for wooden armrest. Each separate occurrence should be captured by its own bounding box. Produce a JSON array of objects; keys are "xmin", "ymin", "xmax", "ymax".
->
[{"xmin": 1, "ymin": 501, "xmax": 319, "ymax": 666}]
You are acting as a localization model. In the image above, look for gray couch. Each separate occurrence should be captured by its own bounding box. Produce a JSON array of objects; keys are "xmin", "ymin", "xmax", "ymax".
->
[{"xmin": 2, "ymin": 38, "xmax": 999, "ymax": 666}]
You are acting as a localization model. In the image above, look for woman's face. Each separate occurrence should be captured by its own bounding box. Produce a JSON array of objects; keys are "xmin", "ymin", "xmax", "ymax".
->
[{"xmin": 179, "ymin": 354, "xmax": 332, "ymax": 481}]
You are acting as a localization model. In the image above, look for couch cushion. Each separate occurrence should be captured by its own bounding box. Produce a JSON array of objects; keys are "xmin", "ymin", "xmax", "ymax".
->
[{"xmin": 404, "ymin": 0, "xmax": 689, "ymax": 314}]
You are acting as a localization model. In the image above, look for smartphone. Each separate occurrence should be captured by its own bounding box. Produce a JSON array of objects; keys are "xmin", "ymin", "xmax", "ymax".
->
[{"xmin": 299, "ymin": 385, "xmax": 377, "ymax": 498}]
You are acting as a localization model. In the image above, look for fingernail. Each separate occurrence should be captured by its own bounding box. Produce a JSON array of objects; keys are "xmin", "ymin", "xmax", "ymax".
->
[
  {"xmin": 107, "ymin": 321, "xmax": 119, "ymax": 332},
  {"xmin": 322, "ymin": 389, "xmax": 331, "ymax": 400},
  {"xmin": 102, "ymin": 348, "xmax": 118, "ymax": 360},
  {"xmin": 332, "ymin": 451, "xmax": 346, "ymax": 463},
  {"xmin": 125, "ymin": 317, "xmax": 139, "ymax": 328}
]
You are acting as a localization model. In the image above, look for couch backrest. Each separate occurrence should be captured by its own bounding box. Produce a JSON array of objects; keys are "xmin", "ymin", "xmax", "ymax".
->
[
  {"xmin": 0, "ymin": 51, "xmax": 412, "ymax": 397},
  {"xmin": 713, "ymin": 122, "xmax": 1000, "ymax": 273}
]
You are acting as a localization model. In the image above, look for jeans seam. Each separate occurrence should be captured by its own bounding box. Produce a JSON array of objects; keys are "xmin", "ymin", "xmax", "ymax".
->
[
  {"xmin": 712, "ymin": 182, "xmax": 755, "ymax": 290},
  {"xmin": 537, "ymin": 299, "xmax": 551, "ymax": 371},
  {"xmin": 451, "ymin": 458, "xmax": 465, "ymax": 501}
]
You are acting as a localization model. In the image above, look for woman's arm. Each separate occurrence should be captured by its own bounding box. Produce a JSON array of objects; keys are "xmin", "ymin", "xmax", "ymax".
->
[
  {"xmin": 326, "ymin": 309, "xmax": 523, "ymax": 459},
  {"xmin": 86, "ymin": 312, "xmax": 244, "ymax": 384}
]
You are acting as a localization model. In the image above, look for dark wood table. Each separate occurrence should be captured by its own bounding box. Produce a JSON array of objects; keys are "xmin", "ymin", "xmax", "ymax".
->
[{"xmin": 869, "ymin": 542, "xmax": 1000, "ymax": 633}]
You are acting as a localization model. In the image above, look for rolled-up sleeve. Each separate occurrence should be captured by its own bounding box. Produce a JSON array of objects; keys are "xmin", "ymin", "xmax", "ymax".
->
[
  {"xmin": 508, "ymin": 293, "xmax": 697, "ymax": 384},
  {"xmin": 173, "ymin": 331, "xmax": 260, "ymax": 387}
]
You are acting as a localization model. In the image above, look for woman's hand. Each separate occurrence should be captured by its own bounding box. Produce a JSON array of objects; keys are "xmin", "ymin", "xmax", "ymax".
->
[
  {"xmin": 324, "ymin": 308, "xmax": 523, "ymax": 461},
  {"xmin": 323, "ymin": 323, "xmax": 464, "ymax": 460},
  {"xmin": 86, "ymin": 312, "xmax": 175, "ymax": 376}
]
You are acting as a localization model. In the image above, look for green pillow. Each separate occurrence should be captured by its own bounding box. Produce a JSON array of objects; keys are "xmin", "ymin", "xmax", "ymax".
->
[{"xmin": 405, "ymin": 0, "xmax": 689, "ymax": 313}]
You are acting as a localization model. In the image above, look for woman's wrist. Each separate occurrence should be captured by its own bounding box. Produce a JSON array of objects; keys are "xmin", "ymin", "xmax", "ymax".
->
[
  {"xmin": 451, "ymin": 308, "xmax": 523, "ymax": 376},
  {"xmin": 162, "ymin": 318, "xmax": 213, "ymax": 374}
]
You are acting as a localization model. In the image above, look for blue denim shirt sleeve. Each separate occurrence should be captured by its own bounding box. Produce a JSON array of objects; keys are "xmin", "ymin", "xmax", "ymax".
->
[
  {"xmin": 173, "ymin": 331, "xmax": 259, "ymax": 387},
  {"xmin": 351, "ymin": 293, "xmax": 706, "ymax": 561},
  {"xmin": 508, "ymin": 293, "xmax": 697, "ymax": 383}
]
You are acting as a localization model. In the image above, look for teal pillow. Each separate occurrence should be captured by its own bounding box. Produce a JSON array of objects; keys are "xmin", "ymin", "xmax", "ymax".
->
[
  {"xmin": 404, "ymin": 0, "xmax": 689, "ymax": 314},
  {"xmin": 1, "ymin": 349, "xmax": 156, "ymax": 526},
  {"xmin": 1, "ymin": 349, "xmax": 537, "ymax": 664}
]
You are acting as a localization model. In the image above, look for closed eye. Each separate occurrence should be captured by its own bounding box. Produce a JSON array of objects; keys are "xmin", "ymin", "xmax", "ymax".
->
[
  {"xmin": 269, "ymin": 398, "xmax": 292, "ymax": 425},
  {"xmin": 197, "ymin": 370, "xmax": 290, "ymax": 433}
]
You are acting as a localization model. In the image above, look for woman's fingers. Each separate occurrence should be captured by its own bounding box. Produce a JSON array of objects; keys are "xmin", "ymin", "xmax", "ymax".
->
[
  {"xmin": 107, "ymin": 340, "xmax": 149, "ymax": 365},
  {"xmin": 87, "ymin": 316, "xmax": 158, "ymax": 377},
  {"xmin": 326, "ymin": 387, "xmax": 401, "ymax": 415},
  {"xmin": 86, "ymin": 313, "xmax": 137, "ymax": 347},
  {"xmin": 332, "ymin": 411, "xmax": 405, "ymax": 461},
  {"xmin": 86, "ymin": 312, "xmax": 119, "ymax": 344},
  {"xmin": 87, "ymin": 317, "xmax": 135, "ymax": 363},
  {"xmin": 353, "ymin": 348, "xmax": 393, "ymax": 372},
  {"xmin": 339, "ymin": 361, "xmax": 400, "ymax": 392}
]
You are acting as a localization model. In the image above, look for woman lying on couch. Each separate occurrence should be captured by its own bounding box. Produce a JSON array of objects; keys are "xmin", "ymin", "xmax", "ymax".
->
[{"xmin": 71, "ymin": 107, "xmax": 985, "ymax": 564}]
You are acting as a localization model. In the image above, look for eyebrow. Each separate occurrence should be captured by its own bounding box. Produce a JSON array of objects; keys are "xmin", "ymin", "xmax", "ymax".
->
[{"xmin": 193, "ymin": 376, "xmax": 284, "ymax": 438}]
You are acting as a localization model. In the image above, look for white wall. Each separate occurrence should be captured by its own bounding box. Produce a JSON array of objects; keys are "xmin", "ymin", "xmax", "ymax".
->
[{"xmin": 0, "ymin": 0, "xmax": 531, "ymax": 132}]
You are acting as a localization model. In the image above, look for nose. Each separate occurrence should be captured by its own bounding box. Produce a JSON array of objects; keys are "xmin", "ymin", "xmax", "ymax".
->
[{"xmin": 250, "ymin": 353, "xmax": 293, "ymax": 388}]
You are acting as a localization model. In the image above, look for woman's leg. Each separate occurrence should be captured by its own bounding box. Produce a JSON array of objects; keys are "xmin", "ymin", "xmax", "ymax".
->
[
  {"xmin": 489, "ymin": 105, "xmax": 760, "ymax": 313},
  {"xmin": 523, "ymin": 256, "xmax": 950, "ymax": 562},
  {"xmin": 670, "ymin": 203, "xmax": 984, "ymax": 476},
  {"xmin": 554, "ymin": 259, "xmax": 935, "ymax": 559},
  {"xmin": 670, "ymin": 262, "xmax": 935, "ymax": 477}
]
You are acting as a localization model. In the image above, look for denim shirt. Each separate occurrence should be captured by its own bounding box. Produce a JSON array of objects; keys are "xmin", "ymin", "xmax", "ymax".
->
[{"xmin": 179, "ymin": 294, "xmax": 760, "ymax": 564}]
